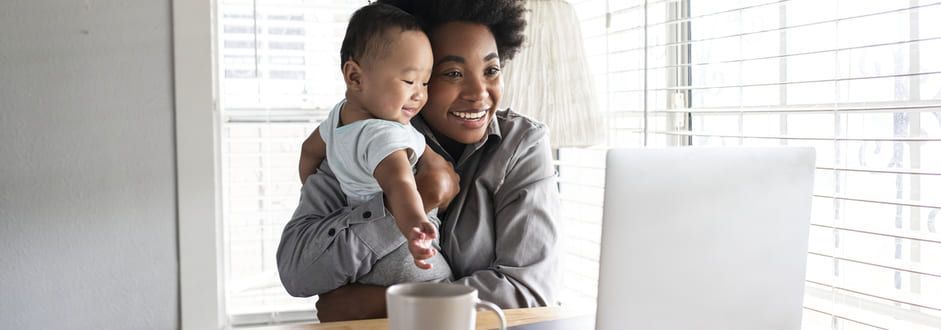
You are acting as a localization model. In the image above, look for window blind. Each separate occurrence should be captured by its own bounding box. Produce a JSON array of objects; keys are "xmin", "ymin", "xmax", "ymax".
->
[
  {"xmin": 563, "ymin": 0, "xmax": 941, "ymax": 329},
  {"xmin": 217, "ymin": 0, "xmax": 367, "ymax": 326},
  {"xmin": 556, "ymin": 0, "xmax": 650, "ymax": 312}
]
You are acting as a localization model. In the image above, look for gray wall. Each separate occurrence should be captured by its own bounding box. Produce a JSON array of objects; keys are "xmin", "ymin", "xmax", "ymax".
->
[{"xmin": 0, "ymin": 0, "xmax": 179, "ymax": 329}]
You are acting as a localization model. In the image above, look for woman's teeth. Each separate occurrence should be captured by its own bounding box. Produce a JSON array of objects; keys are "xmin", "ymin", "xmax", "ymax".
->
[{"xmin": 453, "ymin": 111, "xmax": 486, "ymax": 120}]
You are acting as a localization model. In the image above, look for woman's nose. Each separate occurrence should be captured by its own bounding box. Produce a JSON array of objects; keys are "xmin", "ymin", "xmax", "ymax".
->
[{"xmin": 461, "ymin": 75, "xmax": 488, "ymax": 102}]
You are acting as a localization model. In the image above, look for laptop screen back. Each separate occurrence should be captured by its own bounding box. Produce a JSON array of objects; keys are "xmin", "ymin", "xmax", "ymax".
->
[{"xmin": 596, "ymin": 147, "xmax": 815, "ymax": 330}]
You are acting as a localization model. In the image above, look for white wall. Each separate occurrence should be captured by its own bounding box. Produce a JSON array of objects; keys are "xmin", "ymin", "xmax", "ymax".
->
[{"xmin": 0, "ymin": 0, "xmax": 179, "ymax": 329}]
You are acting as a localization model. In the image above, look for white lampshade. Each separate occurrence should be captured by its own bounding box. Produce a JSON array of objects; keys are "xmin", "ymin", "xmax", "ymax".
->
[{"xmin": 502, "ymin": 0, "xmax": 603, "ymax": 148}]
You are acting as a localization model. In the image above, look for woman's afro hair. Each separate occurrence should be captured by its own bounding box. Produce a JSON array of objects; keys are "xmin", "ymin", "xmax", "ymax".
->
[{"xmin": 376, "ymin": 0, "xmax": 527, "ymax": 63}]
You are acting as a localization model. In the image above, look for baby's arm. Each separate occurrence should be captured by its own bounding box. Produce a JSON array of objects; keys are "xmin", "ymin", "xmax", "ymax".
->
[
  {"xmin": 298, "ymin": 127, "xmax": 326, "ymax": 183},
  {"xmin": 373, "ymin": 149, "xmax": 438, "ymax": 270}
]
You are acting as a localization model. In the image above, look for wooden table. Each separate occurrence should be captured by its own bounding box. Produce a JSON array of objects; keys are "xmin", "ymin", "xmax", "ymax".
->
[{"xmin": 247, "ymin": 306, "xmax": 593, "ymax": 330}]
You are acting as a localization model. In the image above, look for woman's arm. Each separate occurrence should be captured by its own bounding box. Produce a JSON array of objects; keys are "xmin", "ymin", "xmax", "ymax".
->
[
  {"xmin": 287, "ymin": 157, "xmax": 460, "ymax": 320},
  {"xmin": 315, "ymin": 284, "xmax": 388, "ymax": 322},
  {"xmin": 277, "ymin": 156, "xmax": 461, "ymax": 311},
  {"xmin": 453, "ymin": 126, "xmax": 561, "ymax": 308},
  {"xmin": 276, "ymin": 160, "xmax": 407, "ymax": 297}
]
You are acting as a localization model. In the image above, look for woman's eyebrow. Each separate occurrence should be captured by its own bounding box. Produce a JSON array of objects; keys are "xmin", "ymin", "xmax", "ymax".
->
[
  {"xmin": 435, "ymin": 55, "xmax": 464, "ymax": 66},
  {"xmin": 434, "ymin": 52, "xmax": 499, "ymax": 66}
]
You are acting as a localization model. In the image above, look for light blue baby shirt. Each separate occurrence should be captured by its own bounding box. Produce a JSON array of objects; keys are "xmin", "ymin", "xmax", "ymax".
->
[{"xmin": 319, "ymin": 99, "xmax": 426, "ymax": 205}]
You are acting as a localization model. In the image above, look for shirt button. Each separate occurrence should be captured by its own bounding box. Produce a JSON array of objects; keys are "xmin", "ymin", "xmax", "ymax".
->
[
  {"xmin": 327, "ymin": 228, "xmax": 336, "ymax": 236},
  {"xmin": 362, "ymin": 211, "xmax": 372, "ymax": 218}
]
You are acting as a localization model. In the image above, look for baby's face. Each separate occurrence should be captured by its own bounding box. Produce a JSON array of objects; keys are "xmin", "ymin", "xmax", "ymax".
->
[{"xmin": 358, "ymin": 29, "xmax": 433, "ymax": 125}]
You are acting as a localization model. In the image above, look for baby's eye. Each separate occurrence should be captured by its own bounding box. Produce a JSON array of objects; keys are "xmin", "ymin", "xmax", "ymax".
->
[
  {"xmin": 402, "ymin": 80, "xmax": 415, "ymax": 85},
  {"xmin": 422, "ymin": 82, "xmax": 430, "ymax": 87}
]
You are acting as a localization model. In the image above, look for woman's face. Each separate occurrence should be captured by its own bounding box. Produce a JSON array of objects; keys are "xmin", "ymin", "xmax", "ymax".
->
[{"xmin": 422, "ymin": 22, "xmax": 503, "ymax": 145}]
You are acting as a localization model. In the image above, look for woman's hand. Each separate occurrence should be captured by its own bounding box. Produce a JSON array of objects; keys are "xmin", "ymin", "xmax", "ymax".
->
[
  {"xmin": 316, "ymin": 284, "xmax": 387, "ymax": 322},
  {"xmin": 415, "ymin": 147, "xmax": 460, "ymax": 212}
]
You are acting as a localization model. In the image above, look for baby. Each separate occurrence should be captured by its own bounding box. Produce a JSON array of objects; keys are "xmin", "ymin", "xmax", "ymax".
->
[{"xmin": 297, "ymin": 3, "xmax": 452, "ymax": 288}]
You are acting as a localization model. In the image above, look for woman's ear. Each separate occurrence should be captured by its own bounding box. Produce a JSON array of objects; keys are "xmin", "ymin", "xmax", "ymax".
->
[{"xmin": 342, "ymin": 59, "xmax": 364, "ymax": 92}]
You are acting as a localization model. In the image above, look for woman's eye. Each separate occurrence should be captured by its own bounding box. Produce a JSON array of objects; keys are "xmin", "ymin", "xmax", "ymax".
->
[
  {"xmin": 402, "ymin": 80, "xmax": 415, "ymax": 85},
  {"xmin": 485, "ymin": 67, "xmax": 501, "ymax": 76},
  {"xmin": 443, "ymin": 71, "xmax": 463, "ymax": 79}
]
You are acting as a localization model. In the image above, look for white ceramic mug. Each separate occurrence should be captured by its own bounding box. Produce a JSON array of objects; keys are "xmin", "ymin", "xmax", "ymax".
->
[{"xmin": 386, "ymin": 282, "xmax": 506, "ymax": 330}]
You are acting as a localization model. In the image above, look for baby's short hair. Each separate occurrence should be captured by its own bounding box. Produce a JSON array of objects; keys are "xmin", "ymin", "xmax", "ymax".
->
[{"xmin": 339, "ymin": 3, "xmax": 423, "ymax": 69}]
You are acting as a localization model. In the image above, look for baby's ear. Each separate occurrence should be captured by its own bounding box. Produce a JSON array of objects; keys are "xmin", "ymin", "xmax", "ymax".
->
[{"xmin": 342, "ymin": 60, "xmax": 364, "ymax": 91}]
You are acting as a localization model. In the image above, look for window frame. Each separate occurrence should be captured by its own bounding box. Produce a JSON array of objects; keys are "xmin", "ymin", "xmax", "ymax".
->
[{"xmin": 173, "ymin": 0, "xmax": 227, "ymax": 329}]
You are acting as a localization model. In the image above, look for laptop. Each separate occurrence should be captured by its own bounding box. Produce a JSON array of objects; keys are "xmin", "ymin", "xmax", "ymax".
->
[{"xmin": 512, "ymin": 147, "xmax": 815, "ymax": 330}]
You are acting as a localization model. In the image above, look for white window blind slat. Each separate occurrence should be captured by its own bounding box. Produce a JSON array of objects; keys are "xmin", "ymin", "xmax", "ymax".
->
[
  {"xmin": 805, "ymin": 251, "xmax": 941, "ymax": 279},
  {"xmin": 810, "ymin": 223, "xmax": 941, "ymax": 245},
  {"xmin": 650, "ymin": 130, "xmax": 941, "ymax": 142},
  {"xmin": 805, "ymin": 279, "xmax": 941, "ymax": 314},
  {"xmin": 802, "ymin": 290, "xmax": 939, "ymax": 330},
  {"xmin": 637, "ymin": 36, "xmax": 941, "ymax": 73},
  {"xmin": 661, "ymin": 101, "xmax": 941, "ymax": 113},
  {"xmin": 802, "ymin": 305, "xmax": 890, "ymax": 330},
  {"xmin": 816, "ymin": 165, "xmax": 939, "ymax": 176},
  {"xmin": 649, "ymin": 71, "xmax": 941, "ymax": 92}
]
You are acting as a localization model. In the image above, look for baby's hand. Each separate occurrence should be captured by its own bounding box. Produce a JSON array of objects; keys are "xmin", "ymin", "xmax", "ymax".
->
[{"xmin": 406, "ymin": 221, "xmax": 438, "ymax": 270}]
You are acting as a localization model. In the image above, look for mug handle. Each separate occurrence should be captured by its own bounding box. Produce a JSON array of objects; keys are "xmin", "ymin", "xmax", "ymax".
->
[{"xmin": 475, "ymin": 299, "xmax": 506, "ymax": 330}]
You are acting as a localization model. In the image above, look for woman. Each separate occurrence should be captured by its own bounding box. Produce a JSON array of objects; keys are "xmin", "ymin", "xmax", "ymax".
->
[{"xmin": 276, "ymin": 0, "xmax": 561, "ymax": 321}]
